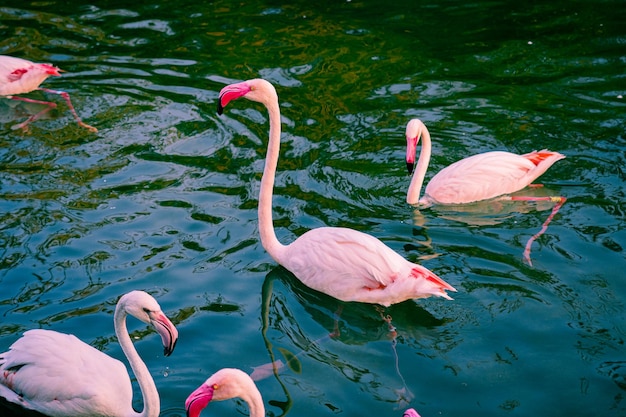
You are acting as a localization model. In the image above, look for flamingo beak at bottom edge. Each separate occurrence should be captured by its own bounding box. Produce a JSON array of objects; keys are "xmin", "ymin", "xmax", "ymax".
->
[
  {"xmin": 406, "ymin": 161, "xmax": 415, "ymax": 174},
  {"xmin": 403, "ymin": 408, "xmax": 422, "ymax": 417},
  {"xmin": 185, "ymin": 384, "xmax": 215, "ymax": 417}
]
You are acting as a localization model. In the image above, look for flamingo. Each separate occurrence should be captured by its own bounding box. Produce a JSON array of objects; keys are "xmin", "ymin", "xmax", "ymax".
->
[
  {"xmin": 216, "ymin": 79, "xmax": 455, "ymax": 307},
  {"xmin": 405, "ymin": 118, "xmax": 566, "ymax": 265},
  {"xmin": 185, "ymin": 368, "xmax": 422, "ymax": 417},
  {"xmin": 0, "ymin": 290, "xmax": 179, "ymax": 417},
  {"xmin": 0, "ymin": 55, "xmax": 97, "ymax": 132}
]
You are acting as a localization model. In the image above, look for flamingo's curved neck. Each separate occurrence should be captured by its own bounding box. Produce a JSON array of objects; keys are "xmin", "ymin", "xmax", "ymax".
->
[
  {"xmin": 114, "ymin": 306, "xmax": 159, "ymax": 417},
  {"xmin": 243, "ymin": 386, "xmax": 266, "ymax": 417},
  {"xmin": 258, "ymin": 96, "xmax": 287, "ymax": 261},
  {"xmin": 406, "ymin": 126, "xmax": 432, "ymax": 205}
]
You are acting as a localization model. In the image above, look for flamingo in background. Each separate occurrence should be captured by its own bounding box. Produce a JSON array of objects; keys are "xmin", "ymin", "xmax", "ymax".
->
[
  {"xmin": 0, "ymin": 55, "xmax": 97, "ymax": 132},
  {"xmin": 217, "ymin": 79, "xmax": 455, "ymax": 307},
  {"xmin": 405, "ymin": 118, "xmax": 566, "ymax": 266},
  {"xmin": 185, "ymin": 368, "xmax": 422, "ymax": 417},
  {"xmin": 0, "ymin": 290, "xmax": 178, "ymax": 417}
]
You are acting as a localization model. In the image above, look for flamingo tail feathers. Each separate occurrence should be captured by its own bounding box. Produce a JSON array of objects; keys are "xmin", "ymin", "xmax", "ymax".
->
[
  {"xmin": 411, "ymin": 267, "xmax": 457, "ymax": 300},
  {"xmin": 522, "ymin": 149, "xmax": 564, "ymax": 166}
]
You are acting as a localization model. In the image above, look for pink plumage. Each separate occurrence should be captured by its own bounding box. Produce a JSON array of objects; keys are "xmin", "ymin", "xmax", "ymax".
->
[
  {"xmin": 405, "ymin": 118, "xmax": 566, "ymax": 265},
  {"xmin": 0, "ymin": 291, "xmax": 178, "ymax": 417},
  {"xmin": 0, "ymin": 55, "xmax": 97, "ymax": 132},
  {"xmin": 216, "ymin": 79, "xmax": 455, "ymax": 306}
]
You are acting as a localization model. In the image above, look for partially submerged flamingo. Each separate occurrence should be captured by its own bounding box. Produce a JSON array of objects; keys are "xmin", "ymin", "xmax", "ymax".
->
[
  {"xmin": 405, "ymin": 118, "xmax": 566, "ymax": 265},
  {"xmin": 0, "ymin": 55, "xmax": 97, "ymax": 132},
  {"xmin": 216, "ymin": 79, "xmax": 455, "ymax": 307}
]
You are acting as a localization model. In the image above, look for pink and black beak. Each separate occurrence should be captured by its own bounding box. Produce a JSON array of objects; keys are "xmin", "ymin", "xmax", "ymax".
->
[
  {"xmin": 216, "ymin": 93, "xmax": 227, "ymax": 115},
  {"xmin": 406, "ymin": 135, "xmax": 417, "ymax": 174},
  {"xmin": 150, "ymin": 312, "xmax": 178, "ymax": 357},
  {"xmin": 217, "ymin": 81, "xmax": 252, "ymax": 115},
  {"xmin": 185, "ymin": 383, "xmax": 215, "ymax": 417}
]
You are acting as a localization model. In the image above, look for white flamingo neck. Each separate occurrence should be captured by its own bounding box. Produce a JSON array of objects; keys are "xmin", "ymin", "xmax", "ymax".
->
[
  {"xmin": 242, "ymin": 385, "xmax": 265, "ymax": 417},
  {"xmin": 228, "ymin": 370, "xmax": 265, "ymax": 417},
  {"xmin": 258, "ymin": 95, "xmax": 287, "ymax": 262},
  {"xmin": 114, "ymin": 305, "xmax": 159, "ymax": 417},
  {"xmin": 406, "ymin": 124, "xmax": 432, "ymax": 205}
]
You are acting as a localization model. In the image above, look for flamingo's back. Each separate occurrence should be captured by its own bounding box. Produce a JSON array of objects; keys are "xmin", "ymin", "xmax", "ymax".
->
[
  {"xmin": 0, "ymin": 55, "xmax": 57, "ymax": 96},
  {"xmin": 0, "ymin": 329, "xmax": 133, "ymax": 417},
  {"xmin": 278, "ymin": 226, "xmax": 455, "ymax": 306},
  {"xmin": 423, "ymin": 150, "xmax": 565, "ymax": 205}
]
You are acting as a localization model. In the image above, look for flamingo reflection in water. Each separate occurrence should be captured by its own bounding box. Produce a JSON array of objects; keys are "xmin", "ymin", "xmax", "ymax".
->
[{"xmin": 244, "ymin": 268, "xmax": 454, "ymax": 413}]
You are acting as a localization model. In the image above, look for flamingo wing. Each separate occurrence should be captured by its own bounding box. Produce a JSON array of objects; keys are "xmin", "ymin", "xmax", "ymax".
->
[
  {"xmin": 283, "ymin": 227, "xmax": 406, "ymax": 294},
  {"xmin": 425, "ymin": 150, "xmax": 564, "ymax": 204},
  {"xmin": 279, "ymin": 227, "xmax": 455, "ymax": 305},
  {"xmin": 0, "ymin": 56, "xmax": 32, "ymax": 78},
  {"xmin": 0, "ymin": 56, "xmax": 33, "ymax": 95},
  {"xmin": 0, "ymin": 329, "xmax": 132, "ymax": 417},
  {"xmin": 0, "ymin": 56, "xmax": 59, "ymax": 96}
]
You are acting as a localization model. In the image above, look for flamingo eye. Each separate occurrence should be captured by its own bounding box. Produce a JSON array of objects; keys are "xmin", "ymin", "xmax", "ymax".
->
[{"xmin": 212, "ymin": 384, "xmax": 219, "ymax": 390}]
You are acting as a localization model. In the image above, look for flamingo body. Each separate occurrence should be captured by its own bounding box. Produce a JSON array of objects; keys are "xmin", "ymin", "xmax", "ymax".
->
[
  {"xmin": 217, "ymin": 79, "xmax": 455, "ymax": 307},
  {"xmin": 0, "ymin": 291, "xmax": 178, "ymax": 417},
  {"xmin": 185, "ymin": 368, "xmax": 420, "ymax": 417},
  {"xmin": 0, "ymin": 330, "xmax": 133, "ymax": 417},
  {"xmin": 405, "ymin": 119, "xmax": 565, "ymax": 206},
  {"xmin": 0, "ymin": 55, "xmax": 97, "ymax": 131},
  {"xmin": 405, "ymin": 118, "xmax": 566, "ymax": 265},
  {"xmin": 0, "ymin": 56, "xmax": 60, "ymax": 96},
  {"xmin": 279, "ymin": 226, "xmax": 451, "ymax": 305},
  {"xmin": 422, "ymin": 150, "xmax": 565, "ymax": 205}
]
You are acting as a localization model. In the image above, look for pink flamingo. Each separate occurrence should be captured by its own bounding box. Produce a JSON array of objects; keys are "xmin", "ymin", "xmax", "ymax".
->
[
  {"xmin": 0, "ymin": 291, "xmax": 178, "ymax": 417},
  {"xmin": 185, "ymin": 368, "xmax": 422, "ymax": 417},
  {"xmin": 405, "ymin": 118, "xmax": 566, "ymax": 265},
  {"xmin": 0, "ymin": 55, "xmax": 97, "ymax": 132},
  {"xmin": 217, "ymin": 79, "xmax": 455, "ymax": 307}
]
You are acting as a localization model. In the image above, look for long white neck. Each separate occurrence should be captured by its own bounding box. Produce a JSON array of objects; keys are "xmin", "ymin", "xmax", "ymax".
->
[
  {"xmin": 114, "ymin": 306, "xmax": 159, "ymax": 417},
  {"xmin": 258, "ymin": 96, "xmax": 287, "ymax": 262},
  {"xmin": 242, "ymin": 385, "xmax": 266, "ymax": 417},
  {"xmin": 406, "ymin": 126, "xmax": 432, "ymax": 205}
]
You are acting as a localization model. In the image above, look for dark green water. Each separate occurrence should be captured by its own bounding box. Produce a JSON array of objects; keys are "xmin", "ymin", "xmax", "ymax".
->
[{"xmin": 1, "ymin": 1, "xmax": 625, "ymax": 416}]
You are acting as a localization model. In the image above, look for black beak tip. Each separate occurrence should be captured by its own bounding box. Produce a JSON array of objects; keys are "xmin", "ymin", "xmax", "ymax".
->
[
  {"xmin": 164, "ymin": 338, "xmax": 178, "ymax": 357},
  {"xmin": 406, "ymin": 161, "xmax": 414, "ymax": 174},
  {"xmin": 217, "ymin": 100, "xmax": 224, "ymax": 115}
]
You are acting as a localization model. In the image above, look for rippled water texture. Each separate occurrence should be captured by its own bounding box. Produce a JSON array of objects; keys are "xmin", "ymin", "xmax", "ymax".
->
[{"xmin": 1, "ymin": 1, "xmax": 625, "ymax": 416}]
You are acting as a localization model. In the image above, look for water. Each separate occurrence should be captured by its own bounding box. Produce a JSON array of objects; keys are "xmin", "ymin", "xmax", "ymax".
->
[{"xmin": 1, "ymin": 1, "xmax": 625, "ymax": 416}]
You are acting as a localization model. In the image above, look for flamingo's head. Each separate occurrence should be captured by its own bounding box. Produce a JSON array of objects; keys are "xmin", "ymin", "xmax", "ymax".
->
[
  {"xmin": 185, "ymin": 382, "xmax": 214, "ymax": 417},
  {"xmin": 405, "ymin": 118, "xmax": 427, "ymax": 174},
  {"xmin": 117, "ymin": 290, "xmax": 179, "ymax": 357},
  {"xmin": 186, "ymin": 368, "xmax": 262, "ymax": 417},
  {"xmin": 217, "ymin": 78, "xmax": 277, "ymax": 115}
]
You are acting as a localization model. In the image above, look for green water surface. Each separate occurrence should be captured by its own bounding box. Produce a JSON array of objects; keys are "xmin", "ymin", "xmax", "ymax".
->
[{"xmin": 1, "ymin": 1, "xmax": 625, "ymax": 416}]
